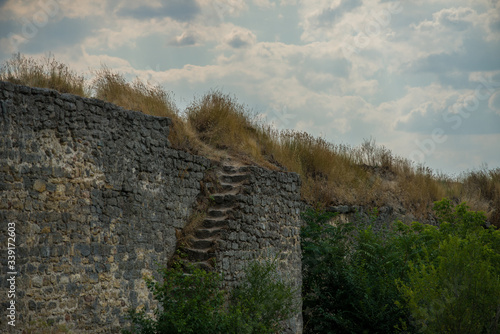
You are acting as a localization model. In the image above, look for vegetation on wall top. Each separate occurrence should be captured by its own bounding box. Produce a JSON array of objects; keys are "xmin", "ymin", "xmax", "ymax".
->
[{"xmin": 1, "ymin": 53, "xmax": 499, "ymax": 223}]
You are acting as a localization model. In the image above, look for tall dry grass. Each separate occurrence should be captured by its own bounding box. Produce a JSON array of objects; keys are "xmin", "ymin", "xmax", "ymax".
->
[
  {"xmin": 459, "ymin": 168, "xmax": 500, "ymax": 226},
  {"xmin": 0, "ymin": 53, "xmax": 87, "ymax": 96},
  {"xmin": 261, "ymin": 130, "xmax": 377, "ymax": 206},
  {"xmin": 91, "ymin": 66, "xmax": 207, "ymax": 153},
  {"xmin": 186, "ymin": 90, "xmax": 266, "ymax": 163},
  {"xmin": 92, "ymin": 66, "xmax": 176, "ymax": 117}
]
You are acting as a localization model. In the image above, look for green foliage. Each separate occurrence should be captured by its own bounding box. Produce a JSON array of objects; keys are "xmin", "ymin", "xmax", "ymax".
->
[
  {"xmin": 123, "ymin": 257, "xmax": 299, "ymax": 334},
  {"xmin": 301, "ymin": 209, "xmax": 413, "ymax": 334},
  {"xmin": 230, "ymin": 259, "xmax": 299, "ymax": 334},
  {"xmin": 124, "ymin": 260, "xmax": 226, "ymax": 334},
  {"xmin": 301, "ymin": 199, "xmax": 500, "ymax": 333},
  {"xmin": 399, "ymin": 198, "xmax": 500, "ymax": 333}
]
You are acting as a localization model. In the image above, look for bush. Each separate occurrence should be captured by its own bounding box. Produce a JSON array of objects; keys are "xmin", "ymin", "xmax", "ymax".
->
[
  {"xmin": 301, "ymin": 209, "xmax": 413, "ymax": 334},
  {"xmin": 123, "ymin": 257, "xmax": 299, "ymax": 334},
  {"xmin": 230, "ymin": 259, "xmax": 299, "ymax": 334},
  {"xmin": 398, "ymin": 199, "xmax": 500, "ymax": 333},
  {"xmin": 301, "ymin": 200, "xmax": 500, "ymax": 333}
]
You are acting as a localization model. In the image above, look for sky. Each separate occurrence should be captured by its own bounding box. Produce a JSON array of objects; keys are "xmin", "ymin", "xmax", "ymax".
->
[{"xmin": 0, "ymin": 0, "xmax": 499, "ymax": 175}]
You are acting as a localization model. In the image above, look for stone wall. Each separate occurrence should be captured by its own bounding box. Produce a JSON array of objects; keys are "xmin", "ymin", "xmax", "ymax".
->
[
  {"xmin": 216, "ymin": 166, "xmax": 303, "ymax": 333},
  {"xmin": 0, "ymin": 81, "xmax": 303, "ymax": 333}
]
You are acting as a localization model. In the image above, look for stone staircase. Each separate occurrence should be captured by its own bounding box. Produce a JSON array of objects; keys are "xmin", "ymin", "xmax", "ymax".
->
[{"xmin": 182, "ymin": 163, "xmax": 251, "ymax": 271}]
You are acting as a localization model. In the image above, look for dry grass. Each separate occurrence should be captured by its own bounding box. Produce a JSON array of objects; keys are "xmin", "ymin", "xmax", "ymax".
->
[
  {"xmin": 186, "ymin": 90, "xmax": 267, "ymax": 164},
  {"xmin": 92, "ymin": 66, "xmax": 176, "ymax": 117},
  {"xmin": 0, "ymin": 53, "xmax": 87, "ymax": 96},
  {"xmin": 1, "ymin": 54, "xmax": 499, "ymax": 222},
  {"xmin": 91, "ymin": 66, "xmax": 213, "ymax": 154},
  {"xmin": 261, "ymin": 130, "xmax": 376, "ymax": 206},
  {"xmin": 459, "ymin": 168, "xmax": 500, "ymax": 226}
]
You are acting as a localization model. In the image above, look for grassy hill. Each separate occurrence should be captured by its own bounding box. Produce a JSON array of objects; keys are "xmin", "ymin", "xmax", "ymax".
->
[{"xmin": 2, "ymin": 53, "xmax": 499, "ymax": 225}]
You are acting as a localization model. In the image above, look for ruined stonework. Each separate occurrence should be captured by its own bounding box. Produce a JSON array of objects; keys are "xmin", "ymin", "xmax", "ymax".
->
[
  {"xmin": 0, "ymin": 81, "xmax": 303, "ymax": 333},
  {"xmin": 216, "ymin": 165, "xmax": 303, "ymax": 333}
]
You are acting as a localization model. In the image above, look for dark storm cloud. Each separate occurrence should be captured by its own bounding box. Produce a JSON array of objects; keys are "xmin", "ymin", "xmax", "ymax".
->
[{"xmin": 117, "ymin": 0, "xmax": 200, "ymax": 22}]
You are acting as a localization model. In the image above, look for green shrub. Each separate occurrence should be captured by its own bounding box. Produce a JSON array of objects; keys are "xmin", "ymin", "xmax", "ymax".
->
[
  {"xmin": 300, "ymin": 209, "xmax": 413, "ymax": 334},
  {"xmin": 123, "ymin": 257, "xmax": 298, "ymax": 334},
  {"xmin": 230, "ymin": 259, "xmax": 299, "ymax": 334},
  {"xmin": 301, "ymin": 200, "xmax": 500, "ymax": 333},
  {"xmin": 398, "ymin": 199, "xmax": 500, "ymax": 333}
]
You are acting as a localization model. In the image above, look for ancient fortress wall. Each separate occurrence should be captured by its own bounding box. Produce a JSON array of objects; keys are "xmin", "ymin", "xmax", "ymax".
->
[{"xmin": 0, "ymin": 81, "xmax": 302, "ymax": 333}]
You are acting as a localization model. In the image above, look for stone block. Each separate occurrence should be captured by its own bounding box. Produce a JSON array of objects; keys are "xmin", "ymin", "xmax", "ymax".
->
[{"xmin": 33, "ymin": 179, "xmax": 46, "ymax": 192}]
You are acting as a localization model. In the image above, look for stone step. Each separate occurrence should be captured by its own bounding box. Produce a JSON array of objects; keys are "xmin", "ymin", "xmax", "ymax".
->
[
  {"xmin": 195, "ymin": 228, "xmax": 224, "ymax": 239},
  {"xmin": 183, "ymin": 248, "xmax": 215, "ymax": 262},
  {"xmin": 219, "ymin": 173, "xmax": 250, "ymax": 184},
  {"xmin": 222, "ymin": 165, "xmax": 239, "ymax": 174},
  {"xmin": 222, "ymin": 165, "xmax": 252, "ymax": 174},
  {"xmin": 237, "ymin": 166, "xmax": 252, "ymax": 173},
  {"xmin": 216, "ymin": 187, "xmax": 241, "ymax": 196},
  {"xmin": 174, "ymin": 163, "xmax": 252, "ymax": 272},
  {"xmin": 203, "ymin": 218, "xmax": 228, "ymax": 229},
  {"xmin": 191, "ymin": 261, "xmax": 213, "ymax": 272},
  {"xmin": 221, "ymin": 184, "xmax": 235, "ymax": 192},
  {"xmin": 207, "ymin": 206, "xmax": 233, "ymax": 218},
  {"xmin": 189, "ymin": 238, "xmax": 215, "ymax": 249},
  {"xmin": 207, "ymin": 210, "xmax": 226, "ymax": 218},
  {"xmin": 211, "ymin": 193, "xmax": 237, "ymax": 204}
]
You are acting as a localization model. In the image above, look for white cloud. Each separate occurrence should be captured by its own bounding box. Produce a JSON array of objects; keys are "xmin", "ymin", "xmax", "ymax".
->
[
  {"xmin": 170, "ymin": 31, "xmax": 200, "ymax": 46},
  {"xmin": 197, "ymin": 0, "xmax": 248, "ymax": 22},
  {"xmin": 224, "ymin": 28, "xmax": 257, "ymax": 48},
  {"xmin": 253, "ymin": 0, "xmax": 276, "ymax": 9},
  {"xmin": 489, "ymin": 91, "xmax": 500, "ymax": 115},
  {"xmin": 413, "ymin": 7, "xmax": 477, "ymax": 31}
]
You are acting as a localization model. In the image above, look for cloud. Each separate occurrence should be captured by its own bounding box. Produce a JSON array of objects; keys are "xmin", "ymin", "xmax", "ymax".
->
[
  {"xmin": 394, "ymin": 84, "xmax": 500, "ymax": 136},
  {"xmin": 198, "ymin": 0, "xmax": 248, "ymax": 23},
  {"xmin": 409, "ymin": 36, "xmax": 500, "ymax": 75},
  {"xmin": 279, "ymin": 0, "xmax": 297, "ymax": 5},
  {"xmin": 2, "ymin": 17, "xmax": 91, "ymax": 55},
  {"xmin": 413, "ymin": 7, "xmax": 476, "ymax": 31},
  {"xmin": 253, "ymin": 0, "xmax": 275, "ymax": 9},
  {"xmin": 313, "ymin": 0, "xmax": 363, "ymax": 27},
  {"xmin": 117, "ymin": 0, "xmax": 201, "ymax": 22},
  {"xmin": 489, "ymin": 91, "xmax": 500, "ymax": 115},
  {"xmin": 169, "ymin": 31, "xmax": 199, "ymax": 46},
  {"xmin": 225, "ymin": 29, "xmax": 256, "ymax": 48}
]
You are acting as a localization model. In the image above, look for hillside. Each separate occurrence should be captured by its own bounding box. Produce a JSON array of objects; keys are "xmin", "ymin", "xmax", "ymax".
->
[{"xmin": 1, "ymin": 53, "xmax": 499, "ymax": 226}]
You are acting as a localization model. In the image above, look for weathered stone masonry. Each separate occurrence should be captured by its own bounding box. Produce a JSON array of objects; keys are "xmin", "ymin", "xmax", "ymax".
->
[
  {"xmin": 0, "ymin": 81, "xmax": 303, "ymax": 333},
  {"xmin": 216, "ymin": 166, "xmax": 303, "ymax": 333}
]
